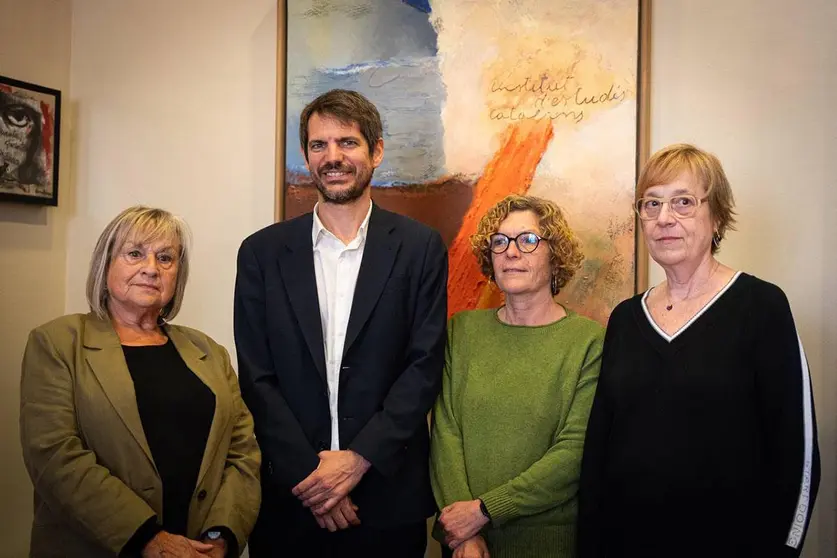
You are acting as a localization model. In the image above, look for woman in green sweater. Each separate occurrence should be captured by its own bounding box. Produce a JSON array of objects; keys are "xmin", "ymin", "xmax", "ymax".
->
[{"xmin": 430, "ymin": 195, "xmax": 604, "ymax": 558}]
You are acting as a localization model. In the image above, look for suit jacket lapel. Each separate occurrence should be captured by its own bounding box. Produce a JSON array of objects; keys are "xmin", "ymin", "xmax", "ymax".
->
[
  {"xmin": 83, "ymin": 314, "xmax": 158, "ymax": 475},
  {"xmin": 277, "ymin": 214, "xmax": 328, "ymax": 384},
  {"xmin": 165, "ymin": 326, "xmax": 226, "ymax": 490},
  {"xmin": 343, "ymin": 206, "xmax": 400, "ymax": 357}
]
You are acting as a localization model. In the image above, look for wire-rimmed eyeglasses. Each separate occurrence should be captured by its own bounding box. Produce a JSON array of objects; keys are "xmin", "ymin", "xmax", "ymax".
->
[
  {"xmin": 488, "ymin": 232, "xmax": 547, "ymax": 254},
  {"xmin": 635, "ymin": 195, "xmax": 708, "ymax": 220}
]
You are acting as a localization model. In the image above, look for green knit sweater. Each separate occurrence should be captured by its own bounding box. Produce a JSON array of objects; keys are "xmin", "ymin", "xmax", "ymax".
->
[{"xmin": 430, "ymin": 308, "xmax": 604, "ymax": 558}]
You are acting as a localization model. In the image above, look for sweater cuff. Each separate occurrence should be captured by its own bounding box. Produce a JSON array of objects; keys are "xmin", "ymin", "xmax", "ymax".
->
[
  {"xmin": 479, "ymin": 485, "xmax": 517, "ymax": 527},
  {"xmin": 202, "ymin": 526, "xmax": 239, "ymax": 557}
]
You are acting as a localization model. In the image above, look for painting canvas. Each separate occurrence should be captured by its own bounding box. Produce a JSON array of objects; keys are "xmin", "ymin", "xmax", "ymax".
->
[
  {"xmin": 0, "ymin": 75, "xmax": 61, "ymax": 206},
  {"xmin": 282, "ymin": 0, "xmax": 643, "ymax": 324}
]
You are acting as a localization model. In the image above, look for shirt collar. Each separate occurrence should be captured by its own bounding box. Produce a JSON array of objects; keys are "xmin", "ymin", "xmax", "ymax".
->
[{"xmin": 312, "ymin": 200, "xmax": 373, "ymax": 247}]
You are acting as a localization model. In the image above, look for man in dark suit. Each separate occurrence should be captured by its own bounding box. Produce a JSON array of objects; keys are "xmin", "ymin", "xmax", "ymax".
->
[{"xmin": 234, "ymin": 89, "xmax": 447, "ymax": 557}]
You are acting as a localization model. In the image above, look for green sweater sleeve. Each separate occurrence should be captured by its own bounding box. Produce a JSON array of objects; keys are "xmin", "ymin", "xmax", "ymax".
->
[
  {"xmin": 479, "ymin": 337, "xmax": 603, "ymax": 526},
  {"xmin": 430, "ymin": 318, "xmax": 474, "ymax": 508}
]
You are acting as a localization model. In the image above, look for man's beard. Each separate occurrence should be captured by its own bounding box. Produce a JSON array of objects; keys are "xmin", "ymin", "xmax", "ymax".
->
[{"xmin": 312, "ymin": 162, "xmax": 373, "ymax": 205}]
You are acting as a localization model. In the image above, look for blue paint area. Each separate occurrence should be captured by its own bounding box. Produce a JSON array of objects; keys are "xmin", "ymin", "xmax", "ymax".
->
[
  {"xmin": 402, "ymin": 0, "xmax": 432, "ymax": 14},
  {"xmin": 286, "ymin": 164, "xmax": 420, "ymax": 188},
  {"xmin": 286, "ymin": 0, "xmax": 445, "ymax": 186},
  {"xmin": 286, "ymin": 57, "xmax": 446, "ymax": 185}
]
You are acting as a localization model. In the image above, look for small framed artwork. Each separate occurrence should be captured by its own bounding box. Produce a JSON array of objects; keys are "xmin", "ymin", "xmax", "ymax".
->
[{"xmin": 0, "ymin": 74, "xmax": 61, "ymax": 206}]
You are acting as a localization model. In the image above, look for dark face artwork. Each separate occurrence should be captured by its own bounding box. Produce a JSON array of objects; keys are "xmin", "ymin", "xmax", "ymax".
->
[{"xmin": 0, "ymin": 87, "xmax": 47, "ymax": 190}]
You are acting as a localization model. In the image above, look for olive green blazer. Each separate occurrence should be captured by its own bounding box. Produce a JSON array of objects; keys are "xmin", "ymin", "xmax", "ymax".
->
[{"xmin": 20, "ymin": 313, "xmax": 261, "ymax": 557}]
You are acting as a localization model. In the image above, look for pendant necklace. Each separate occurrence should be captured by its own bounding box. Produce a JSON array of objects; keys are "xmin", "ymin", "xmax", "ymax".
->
[{"xmin": 665, "ymin": 261, "xmax": 720, "ymax": 312}]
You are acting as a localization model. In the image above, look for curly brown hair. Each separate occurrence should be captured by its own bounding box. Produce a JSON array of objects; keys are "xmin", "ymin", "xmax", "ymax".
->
[{"xmin": 470, "ymin": 195, "xmax": 584, "ymax": 295}]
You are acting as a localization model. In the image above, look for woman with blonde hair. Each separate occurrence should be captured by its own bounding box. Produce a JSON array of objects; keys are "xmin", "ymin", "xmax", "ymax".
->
[
  {"xmin": 431, "ymin": 194, "xmax": 604, "ymax": 558},
  {"xmin": 20, "ymin": 206, "xmax": 261, "ymax": 557}
]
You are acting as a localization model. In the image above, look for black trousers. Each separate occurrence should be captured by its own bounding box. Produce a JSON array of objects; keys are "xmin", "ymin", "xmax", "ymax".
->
[{"xmin": 249, "ymin": 520, "xmax": 427, "ymax": 558}]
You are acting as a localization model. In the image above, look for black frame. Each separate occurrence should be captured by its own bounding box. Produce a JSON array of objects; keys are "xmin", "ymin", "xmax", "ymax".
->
[{"xmin": 0, "ymin": 74, "xmax": 62, "ymax": 207}]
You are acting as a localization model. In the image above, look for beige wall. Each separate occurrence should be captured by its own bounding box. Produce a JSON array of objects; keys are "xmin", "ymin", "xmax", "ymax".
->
[
  {"xmin": 649, "ymin": 1, "xmax": 837, "ymax": 556},
  {"xmin": 0, "ymin": 0, "xmax": 73, "ymax": 556},
  {"xmin": 65, "ymin": 0, "xmax": 278, "ymax": 353}
]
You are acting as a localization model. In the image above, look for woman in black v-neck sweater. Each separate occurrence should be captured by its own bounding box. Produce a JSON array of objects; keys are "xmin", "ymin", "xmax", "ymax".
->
[{"xmin": 578, "ymin": 145, "xmax": 819, "ymax": 558}]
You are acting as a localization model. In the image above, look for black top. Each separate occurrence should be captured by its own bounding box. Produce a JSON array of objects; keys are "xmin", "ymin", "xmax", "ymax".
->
[
  {"xmin": 123, "ymin": 338, "xmax": 215, "ymax": 536},
  {"xmin": 578, "ymin": 273, "xmax": 820, "ymax": 558}
]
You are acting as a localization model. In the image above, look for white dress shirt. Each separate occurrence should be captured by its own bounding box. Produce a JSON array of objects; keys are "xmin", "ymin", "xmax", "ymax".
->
[{"xmin": 312, "ymin": 201, "xmax": 373, "ymax": 451}]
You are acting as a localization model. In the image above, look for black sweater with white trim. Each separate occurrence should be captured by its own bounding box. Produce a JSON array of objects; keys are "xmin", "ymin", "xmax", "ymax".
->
[{"xmin": 578, "ymin": 273, "xmax": 820, "ymax": 558}]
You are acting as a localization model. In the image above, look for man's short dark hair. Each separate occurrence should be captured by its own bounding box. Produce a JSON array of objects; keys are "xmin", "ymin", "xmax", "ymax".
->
[{"xmin": 299, "ymin": 89, "xmax": 383, "ymax": 161}]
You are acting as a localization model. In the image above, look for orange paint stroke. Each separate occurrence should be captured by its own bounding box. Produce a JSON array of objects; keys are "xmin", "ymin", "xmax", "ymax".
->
[{"xmin": 447, "ymin": 119, "xmax": 555, "ymax": 317}]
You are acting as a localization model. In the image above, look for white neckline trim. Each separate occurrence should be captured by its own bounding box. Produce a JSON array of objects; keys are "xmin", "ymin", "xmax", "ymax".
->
[{"xmin": 641, "ymin": 271, "xmax": 743, "ymax": 343}]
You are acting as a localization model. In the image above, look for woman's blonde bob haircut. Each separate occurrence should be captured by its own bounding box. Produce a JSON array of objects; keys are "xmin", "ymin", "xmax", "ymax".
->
[
  {"xmin": 471, "ymin": 195, "xmax": 584, "ymax": 295},
  {"xmin": 86, "ymin": 206, "xmax": 191, "ymax": 321},
  {"xmin": 636, "ymin": 143, "xmax": 737, "ymax": 254}
]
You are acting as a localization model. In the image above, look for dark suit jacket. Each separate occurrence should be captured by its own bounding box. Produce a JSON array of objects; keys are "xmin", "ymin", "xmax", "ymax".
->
[{"xmin": 234, "ymin": 204, "xmax": 448, "ymax": 530}]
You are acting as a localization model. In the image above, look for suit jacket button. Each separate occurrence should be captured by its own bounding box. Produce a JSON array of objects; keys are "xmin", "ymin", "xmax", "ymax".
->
[{"xmin": 197, "ymin": 489, "xmax": 207, "ymax": 501}]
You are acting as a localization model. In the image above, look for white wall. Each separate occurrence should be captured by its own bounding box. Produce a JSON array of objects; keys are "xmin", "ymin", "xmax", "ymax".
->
[
  {"xmin": 650, "ymin": 1, "xmax": 837, "ymax": 556},
  {"xmin": 66, "ymin": 0, "xmax": 278, "ymax": 357},
  {"xmin": 0, "ymin": 0, "xmax": 73, "ymax": 555}
]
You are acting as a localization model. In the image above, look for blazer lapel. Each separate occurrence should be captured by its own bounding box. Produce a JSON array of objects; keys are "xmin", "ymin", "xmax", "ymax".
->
[
  {"xmin": 343, "ymin": 206, "xmax": 400, "ymax": 357},
  {"xmin": 83, "ymin": 314, "xmax": 158, "ymax": 475},
  {"xmin": 277, "ymin": 214, "xmax": 327, "ymax": 384},
  {"xmin": 165, "ymin": 326, "xmax": 226, "ymax": 490}
]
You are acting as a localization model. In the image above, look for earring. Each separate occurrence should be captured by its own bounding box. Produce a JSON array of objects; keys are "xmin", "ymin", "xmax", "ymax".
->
[
  {"xmin": 157, "ymin": 306, "xmax": 170, "ymax": 326},
  {"xmin": 551, "ymin": 274, "xmax": 558, "ymax": 295},
  {"xmin": 712, "ymin": 232, "xmax": 721, "ymax": 249}
]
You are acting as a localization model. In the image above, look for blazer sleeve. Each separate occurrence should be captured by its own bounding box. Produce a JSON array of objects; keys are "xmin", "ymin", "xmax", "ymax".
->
[
  {"xmin": 201, "ymin": 344, "xmax": 262, "ymax": 556},
  {"xmin": 753, "ymin": 284, "xmax": 820, "ymax": 557},
  {"xmin": 429, "ymin": 316, "xmax": 475, "ymax": 508},
  {"xmin": 348, "ymin": 230, "xmax": 448, "ymax": 477},
  {"xmin": 19, "ymin": 326, "xmax": 157, "ymax": 555},
  {"xmin": 478, "ymin": 333, "xmax": 603, "ymax": 525},
  {"xmin": 234, "ymin": 239, "xmax": 320, "ymax": 489}
]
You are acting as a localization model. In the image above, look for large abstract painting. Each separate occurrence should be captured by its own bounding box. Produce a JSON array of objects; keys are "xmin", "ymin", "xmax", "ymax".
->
[{"xmin": 281, "ymin": 0, "xmax": 644, "ymax": 324}]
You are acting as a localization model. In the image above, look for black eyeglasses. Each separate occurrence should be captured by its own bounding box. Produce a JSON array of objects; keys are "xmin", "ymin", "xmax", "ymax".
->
[{"xmin": 488, "ymin": 232, "xmax": 547, "ymax": 254}]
